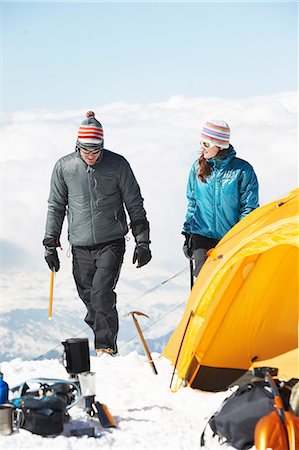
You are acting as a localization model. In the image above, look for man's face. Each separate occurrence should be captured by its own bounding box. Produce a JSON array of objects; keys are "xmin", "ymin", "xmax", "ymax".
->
[{"xmin": 80, "ymin": 148, "xmax": 101, "ymax": 165}]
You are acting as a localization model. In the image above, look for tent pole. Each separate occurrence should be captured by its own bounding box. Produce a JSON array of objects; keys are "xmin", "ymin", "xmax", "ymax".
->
[{"xmin": 169, "ymin": 310, "xmax": 194, "ymax": 390}]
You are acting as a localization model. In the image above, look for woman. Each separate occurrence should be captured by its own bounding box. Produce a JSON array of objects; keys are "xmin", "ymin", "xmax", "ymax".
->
[{"xmin": 183, "ymin": 119, "xmax": 259, "ymax": 277}]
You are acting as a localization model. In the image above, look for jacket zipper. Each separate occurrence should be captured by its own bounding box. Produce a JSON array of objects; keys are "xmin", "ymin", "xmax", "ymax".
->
[
  {"xmin": 114, "ymin": 210, "xmax": 123, "ymax": 232},
  {"xmin": 87, "ymin": 168, "xmax": 97, "ymax": 244}
]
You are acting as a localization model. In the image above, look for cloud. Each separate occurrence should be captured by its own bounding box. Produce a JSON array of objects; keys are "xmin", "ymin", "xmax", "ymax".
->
[
  {"xmin": 1, "ymin": 93, "xmax": 298, "ymax": 359},
  {"xmin": 0, "ymin": 240, "xmax": 30, "ymax": 272},
  {"xmin": 2, "ymin": 92, "xmax": 298, "ymax": 274}
]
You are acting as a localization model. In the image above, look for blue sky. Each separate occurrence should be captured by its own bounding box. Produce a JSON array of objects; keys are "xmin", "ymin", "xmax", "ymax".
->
[{"xmin": 2, "ymin": 1, "xmax": 298, "ymax": 112}]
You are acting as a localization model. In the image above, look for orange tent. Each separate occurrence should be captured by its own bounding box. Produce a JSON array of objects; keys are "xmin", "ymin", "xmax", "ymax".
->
[{"xmin": 163, "ymin": 188, "xmax": 299, "ymax": 392}]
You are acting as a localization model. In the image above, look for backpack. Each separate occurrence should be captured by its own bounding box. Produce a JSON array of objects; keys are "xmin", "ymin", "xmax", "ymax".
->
[
  {"xmin": 201, "ymin": 381, "xmax": 275, "ymax": 450},
  {"xmin": 14, "ymin": 395, "xmax": 66, "ymax": 436},
  {"xmin": 11, "ymin": 378, "xmax": 81, "ymax": 436}
]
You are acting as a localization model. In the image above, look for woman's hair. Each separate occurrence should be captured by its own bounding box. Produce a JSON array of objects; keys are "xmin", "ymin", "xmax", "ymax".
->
[{"xmin": 197, "ymin": 148, "xmax": 229, "ymax": 182}]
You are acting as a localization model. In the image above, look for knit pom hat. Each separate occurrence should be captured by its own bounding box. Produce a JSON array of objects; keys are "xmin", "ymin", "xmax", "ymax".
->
[
  {"xmin": 77, "ymin": 111, "xmax": 104, "ymax": 149},
  {"xmin": 201, "ymin": 120, "xmax": 230, "ymax": 149}
]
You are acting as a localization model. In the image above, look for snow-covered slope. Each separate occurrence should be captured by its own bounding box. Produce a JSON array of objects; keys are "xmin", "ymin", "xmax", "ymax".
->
[
  {"xmin": 1, "ymin": 260, "xmax": 190, "ymax": 361},
  {"xmin": 1, "ymin": 352, "xmax": 246, "ymax": 450}
]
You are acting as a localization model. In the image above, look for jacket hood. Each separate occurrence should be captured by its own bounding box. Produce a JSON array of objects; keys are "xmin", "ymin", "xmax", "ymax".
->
[{"xmin": 207, "ymin": 144, "xmax": 236, "ymax": 169}]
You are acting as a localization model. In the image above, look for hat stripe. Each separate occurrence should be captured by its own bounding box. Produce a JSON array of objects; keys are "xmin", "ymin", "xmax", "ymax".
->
[
  {"xmin": 206, "ymin": 122, "xmax": 230, "ymax": 132},
  {"xmin": 202, "ymin": 134, "xmax": 228, "ymax": 142},
  {"xmin": 201, "ymin": 120, "xmax": 230, "ymax": 148},
  {"xmin": 78, "ymin": 127, "xmax": 103, "ymax": 135},
  {"xmin": 77, "ymin": 112, "xmax": 104, "ymax": 148},
  {"xmin": 202, "ymin": 129, "xmax": 229, "ymax": 141},
  {"xmin": 78, "ymin": 131, "xmax": 103, "ymax": 141},
  {"xmin": 202, "ymin": 137, "xmax": 229, "ymax": 145},
  {"xmin": 78, "ymin": 132, "xmax": 103, "ymax": 138},
  {"xmin": 79, "ymin": 125, "xmax": 103, "ymax": 131},
  {"xmin": 78, "ymin": 130, "xmax": 103, "ymax": 135}
]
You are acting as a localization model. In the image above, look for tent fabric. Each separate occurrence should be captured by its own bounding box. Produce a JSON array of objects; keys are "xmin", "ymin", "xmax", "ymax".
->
[{"xmin": 163, "ymin": 188, "xmax": 299, "ymax": 392}]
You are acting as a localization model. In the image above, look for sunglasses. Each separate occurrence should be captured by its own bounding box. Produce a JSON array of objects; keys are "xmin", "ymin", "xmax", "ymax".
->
[
  {"xmin": 200, "ymin": 140, "xmax": 217, "ymax": 150},
  {"xmin": 80, "ymin": 147, "xmax": 101, "ymax": 155}
]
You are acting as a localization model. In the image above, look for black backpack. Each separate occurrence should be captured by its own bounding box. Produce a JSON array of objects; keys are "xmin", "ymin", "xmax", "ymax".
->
[
  {"xmin": 15, "ymin": 395, "xmax": 66, "ymax": 436},
  {"xmin": 201, "ymin": 381, "xmax": 275, "ymax": 450},
  {"xmin": 11, "ymin": 378, "xmax": 80, "ymax": 436}
]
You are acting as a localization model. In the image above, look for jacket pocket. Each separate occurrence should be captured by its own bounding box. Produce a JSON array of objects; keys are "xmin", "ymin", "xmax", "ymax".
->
[
  {"xmin": 114, "ymin": 210, "xmax": 125, "ymax": 233},
  {"xmin": 67, "ymin": 209, "xmax": 73, "ymax": 237},
  {"xmin": 100, "ymin": 176, "xmax": 118, "ymax": 195}
]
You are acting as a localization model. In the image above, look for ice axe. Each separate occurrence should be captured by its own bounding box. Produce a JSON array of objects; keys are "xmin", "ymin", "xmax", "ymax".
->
[
  {"xmin": 129, "ymin": 311, "xmax": 158, "ymax": 375},
  {"xmin": 48, "ymin": 269, "xmax": 55, "ymax": 319}
]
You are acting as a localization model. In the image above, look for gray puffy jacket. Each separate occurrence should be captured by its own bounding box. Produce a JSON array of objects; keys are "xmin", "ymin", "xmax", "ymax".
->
[{"xmin": 44, "ymin": 149, "xmax": 147, "ymax": 246}]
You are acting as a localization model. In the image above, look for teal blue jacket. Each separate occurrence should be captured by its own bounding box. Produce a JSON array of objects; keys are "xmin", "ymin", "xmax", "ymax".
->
[{"xmin": 183, "ymin": 145, "xmax": 259, "ymax": 240}]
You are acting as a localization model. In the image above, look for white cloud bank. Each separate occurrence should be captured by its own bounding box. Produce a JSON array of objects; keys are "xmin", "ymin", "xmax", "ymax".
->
[
  {"xmin": 2, "ymin": 91, "xmax": 298, "ymax": 272},
  {"xmin": 1, "ymin": 92, "xmax": 298, "ymax": 360}
]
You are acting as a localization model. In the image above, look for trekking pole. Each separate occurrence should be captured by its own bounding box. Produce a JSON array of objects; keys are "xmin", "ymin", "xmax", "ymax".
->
[
  {"xmin": 129, "ymin": 311, "xmax": 158, "ymax": 375},
  {"xmin": 189, "ymin": 259, "xmax": 194, "ymax": 290},
  {"xmin": 48, "ymin": 270, "xmax": 55, "ymax": 320}
]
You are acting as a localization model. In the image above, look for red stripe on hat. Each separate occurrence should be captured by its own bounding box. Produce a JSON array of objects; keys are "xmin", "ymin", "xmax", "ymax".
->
[
  {"xmin": 79, "ymin": 126, "xmax": 102, "ymax": 131},
  {"xmin": 78, "ymin": 130, "xmax": 103, "ymax": 136},
  {"xmin": 78, "ymin": 128, "xmax": 103, "ymax": 135},
  {"xmin": 78, "ymin": 130, "xmax": 103, "ymax": 137}
]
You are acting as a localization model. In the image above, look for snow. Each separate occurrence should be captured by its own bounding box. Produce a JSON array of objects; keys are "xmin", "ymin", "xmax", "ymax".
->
[{"xmin": 0, "ymin": 351, "xmax": 250, "ymax": 450}]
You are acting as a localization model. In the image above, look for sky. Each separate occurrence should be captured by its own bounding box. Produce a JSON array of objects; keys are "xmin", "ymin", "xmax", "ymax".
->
[
  {"xmin": 1, "ymin": 1, "xmax": 298, "ymax": 112},
  {"xmin": 0, "ymin": 2, "xmax": 298, "ymax": 364}
]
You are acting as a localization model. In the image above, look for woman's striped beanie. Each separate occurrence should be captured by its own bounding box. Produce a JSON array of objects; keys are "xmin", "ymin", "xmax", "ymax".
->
[
  {"xmin": 201, "ymin": 120, "xmax": 230, "ymax": 149},
  {"xmin": 77, "ymin": 111, "xmax": 104, "ymax": 149}
]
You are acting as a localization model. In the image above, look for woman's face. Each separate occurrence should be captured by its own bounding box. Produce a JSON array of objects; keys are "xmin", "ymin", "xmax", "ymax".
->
[{"xmin": 201, "ymin": 143, "xmax": 222, "ymax": 159}]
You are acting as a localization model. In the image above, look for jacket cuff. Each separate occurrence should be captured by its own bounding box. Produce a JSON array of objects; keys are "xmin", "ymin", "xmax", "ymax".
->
[
  {"xmin": 42, "ymin": 237, "xmax": 61, "ymax": 248},
  {"xmin": 130, "ymin": 219, "xmax": 150, "ymax": 239}
]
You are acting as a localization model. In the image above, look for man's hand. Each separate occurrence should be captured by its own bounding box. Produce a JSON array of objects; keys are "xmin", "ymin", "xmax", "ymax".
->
[
  {"xmin": 43, "ymin": 238, "xmax": 61, "ymax": 272},
  {"xmin": 132, "ymin": 243, "xmax": 152, "ymax": 268},
  {"xmin": 44, "ymin": 248, "xmax": 60, "ymax": 272},
  {"xmin": 130, "ymin": 219, "xmax": 152, "ymax": 268}
]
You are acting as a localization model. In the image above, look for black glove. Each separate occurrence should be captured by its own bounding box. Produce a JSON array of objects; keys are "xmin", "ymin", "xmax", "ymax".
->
[
  {"xmin": 132, "ymin": 243, "xmax": 152, "ymax": 268},
  {"xmin": 43, "ymin": 238, "xmax": 61, "ymax": 272},
  {"xmin": 130, "ymin": 219, "xmax": 152, "ymax": 268},
  {"xmin": 182, "ymin": 232, "xmax": 194, "ymax": 260},
  {"xmin": 44, "ymin": 248, "xmax": 60, "ymax": 272}
]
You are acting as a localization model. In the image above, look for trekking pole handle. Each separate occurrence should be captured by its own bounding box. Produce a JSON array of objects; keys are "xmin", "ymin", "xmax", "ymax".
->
[{"xmin": 48, "ymin": 270, "xmax": 55, "ymax": 319}]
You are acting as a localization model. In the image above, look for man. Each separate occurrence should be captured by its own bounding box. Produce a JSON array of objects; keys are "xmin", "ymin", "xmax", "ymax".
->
[{"xmin": 43, "ymin": 111, "xmax": 151, "ymax": 356}]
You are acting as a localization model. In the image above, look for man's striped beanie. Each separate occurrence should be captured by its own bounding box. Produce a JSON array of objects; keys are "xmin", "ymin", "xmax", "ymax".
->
[
  {"xmin": 77, "ymin": 111, "xmax": 104, "ymax": 149},
  {"xmin": 201, "ymin": 120, "xmax": 230, "ymax": 149}
]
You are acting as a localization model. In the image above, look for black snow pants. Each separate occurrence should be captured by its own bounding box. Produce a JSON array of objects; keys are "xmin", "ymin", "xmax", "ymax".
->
[
  {"xmin": 191, "ymin": 234, "xmax": 220, "ymax": 277},
  {"xmin": 72, "ymin": 238, "xmax": 125, "ymax": 352}
]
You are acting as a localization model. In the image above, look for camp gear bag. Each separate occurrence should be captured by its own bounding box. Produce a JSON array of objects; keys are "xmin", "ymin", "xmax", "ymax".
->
[
  {"xmin": 11, "ymin": 378, "xmax": 82, "ymax": 411},
  {"xmin": 14, "ymin": 395, "xmax": 65, "ymax": 436},
  {"xmin": 11, "ymin": 377, "xmax": 82, "ymax": 436},
  {"xmin": 201, "ymin": 381, "xmax": 275, "ymax": 450}
]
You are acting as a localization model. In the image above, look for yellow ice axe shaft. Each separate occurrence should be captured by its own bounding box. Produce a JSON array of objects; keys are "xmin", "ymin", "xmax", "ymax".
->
[
  {"xmin": 48, "ymin": 270, "xmax": 55, "ymax": 319},
  {"xmin": 130, "ymin": 311, "xmax": 158, "ymax": 375}
]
